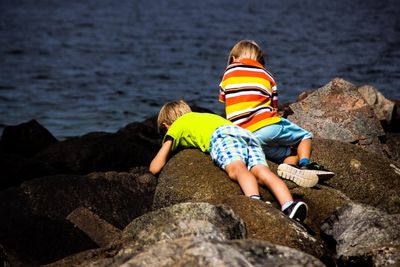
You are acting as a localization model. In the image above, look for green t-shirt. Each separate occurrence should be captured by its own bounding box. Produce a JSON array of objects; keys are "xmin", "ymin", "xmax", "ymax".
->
[{"xmin": 165, "ymin": 112, "xmax": 232, "ymax": 152}]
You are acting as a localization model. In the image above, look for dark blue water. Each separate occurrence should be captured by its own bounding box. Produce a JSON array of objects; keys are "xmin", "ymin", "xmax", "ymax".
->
[{"xmin": 1, "ymin": 0, "xmax": 399, "ymax": 139}]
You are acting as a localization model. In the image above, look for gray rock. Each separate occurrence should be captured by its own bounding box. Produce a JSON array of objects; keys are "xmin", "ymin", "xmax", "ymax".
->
[
  {"xmin": 320, "ymin": 202, "xmax": 400, "ymax": 266},
  {"xmin": 310, "ymin": 138, "xmax": 400, "ymax": 214},
  {"xmin": 119, "ymin": 202, "xmax": 246, "ymax": 247},
  {"xmin": 43, "ymin": 202, "xmax": 246, "ymax": 267},
  {"xmin": 212, "ymin": 195, "xmax": 330, "ymax": 263},
  {"xmin": 288, "ymin": 78, "xmax": 385, "ymax": 155},
  {"xmin": 358, "ymin": 85, "xmax": 395, "ymax": 123},
  {"xmin": 151, "ymin": 149, "xmax": 333, "ymax": 262},
  {"xmin": 109, "ymin": 238, "xmax": 326, "ymax": 267}
]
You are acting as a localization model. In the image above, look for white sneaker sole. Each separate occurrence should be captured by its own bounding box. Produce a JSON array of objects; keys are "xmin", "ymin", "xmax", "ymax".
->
[{"xmin": 277, "ymin": 163, "xmax": 319, "ymax": 188}]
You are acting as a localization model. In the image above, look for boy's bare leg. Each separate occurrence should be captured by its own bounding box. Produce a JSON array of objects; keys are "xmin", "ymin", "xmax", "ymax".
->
[
  {"xmin": 283, "ymin": 155, "xmax": 299, "ymax": 165},
  {"xmin": 225, "ymin": 160, "xmax": 260, "ymax": 197},
  {"xmin": 250, "ymin": 164, "xmax": 293, "ymax": 206},
  {"xmin": 283, "ymin": 138, "xmax": 312, "ymax": 165},
  {"xmin": 297, "ymin": 138, "xmax": 312, "ymax": 160}
]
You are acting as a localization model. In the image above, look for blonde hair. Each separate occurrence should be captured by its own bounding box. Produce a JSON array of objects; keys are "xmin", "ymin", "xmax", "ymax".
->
[
  {"xmin": 157, "ymin": 100, "xmax": 192, "ymax": 134},
  {"xmin": 227, "ymin": 40, "xmax": 265, "ymax": 66}
]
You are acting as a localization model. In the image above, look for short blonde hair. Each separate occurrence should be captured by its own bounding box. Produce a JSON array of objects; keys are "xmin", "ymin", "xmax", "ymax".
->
[
  {"xmin": 157, "ymin": 100, "xmax": 192, "ymax": 134},
  {"xmin": 227, "ymin": 40, "xmax": 265, "ymax": 66}
]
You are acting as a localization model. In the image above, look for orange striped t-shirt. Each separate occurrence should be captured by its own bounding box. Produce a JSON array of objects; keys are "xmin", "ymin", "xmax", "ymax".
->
[{"xmin": 219, "ymin": 58, "xmax": 281, "ymax": 132}]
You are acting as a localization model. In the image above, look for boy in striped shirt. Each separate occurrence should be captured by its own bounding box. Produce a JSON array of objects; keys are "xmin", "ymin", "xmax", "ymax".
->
[{"xmin": 219, "ymin": 40, "xmax": 333, "ymax": 187}]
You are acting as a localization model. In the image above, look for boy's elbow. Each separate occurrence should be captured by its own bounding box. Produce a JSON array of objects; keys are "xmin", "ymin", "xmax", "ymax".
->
[
  {"xmin": 149, "ymin": 162, "xmax": 162, "ymax": 175},
  {"xmin": 149, "ymin": 166, "xmax": 158, "ymax": 175}
]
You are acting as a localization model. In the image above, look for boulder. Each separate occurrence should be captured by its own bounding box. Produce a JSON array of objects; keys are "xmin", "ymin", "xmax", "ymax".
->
[
  {"xmin": 0, "ymin": 119, "xmax": 58, "ymax": 158},
  {"xmin": 106, "ymin": 238, "xmax": 326, "ymax": 267},
  {"xmin": 0, "ymin": 117, "xmax": 161, "ymax": 190},
  {"xmin": 119, "ymin": 202, "xmax": 246, "ymax": 247},
  {"xmin": 310, "ymin": 138, "xmax": 400, "ymax": 214},
  {"xmin": 43, "ymin": 203, "xmax": 325, "ymax": 267},
  {"xmin": 66, "ymin": 206, "xmax": 122, "ymax": 247},
  {"xmin": 357, "ymin": 85, "xmax": 395, "ymax": 124},
  {"xmin": 0, "ymin": 167, "xmax": 157, "ymax": 265},
  {"xmin": 151, "ymin": 149, "xmax": 339, "ymax": 263},
  {"xmin": 43, "ymin": 202, "xmax": 247, "ymax": 267},
  {"xmin": 321, "ymin": 202, "xmax": 400, "ymax": 266},
  {"xmin": 31, "ymin": 121, "xmax": 159, "ymax": 175},
  {"xmin": 210, "ymin": 196, "xmax": 330, "ymax": 262},
  {"xmin": 288, "ymin": 78, "xmax": 385, "ymax": 155},
  {"xmin": 152, "ymin": 149, "xmax": 246, "ymax": 210},
  {"xmin": 0, "ymin": 152, "xmax": 52, "ymax": 189}
]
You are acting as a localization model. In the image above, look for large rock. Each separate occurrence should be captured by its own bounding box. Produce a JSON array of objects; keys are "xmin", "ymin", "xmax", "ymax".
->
[
  {"xmin": 108, "ymin": 238, "xmax": 326, "ymax": 267},
  {"xmin": 310, "ymin": 138, "xmax": 400, "ymax": 214},
  {"xmin": 152, "ymin": 149, "xmax": 248, "ymax": 210},
  {"xmin": 288, "ymin": 78, "xmax": 385, "ymax": 155},
  {"xmin": 43, "ymin": 202, "xmax": 246, "ymax": 267},
  {"xmin": 0, "ymin": 119, "xmax": 58, "ymax": 158},
  {"xmin": 0, "ymin": 120, "xmax": 60, "ymax": 189},
  {"xmin": 357, "ymin": 85, "xmax": 395, "ymax": 124},
  {"xmin": 32, "ymin": 117, "xmax": 160, "ymax": 175},
  {"xmin": 44, "ymin": 203, "xmax": 325, "ymax": 267},
  {"xmin": 119, "ymin": 202, "xmax": 246, "ymax": 246},
  {"xmin": 321, "ymin": 203, "xmax": 400, "ymax": 266},
  {"xmin": 151, "ymin": 149, "xmax": 339, "ymax": 263},
  {"xmin": 0, "ymin": 117, "xmax": 161, "ymax": 190},
  {"xmin": 0, "ymin": 168, "xmax": 157, "ymax": 266},
  {"xmin": 210, "ymin": 196, "xmax": 331, "ymax": 263}
]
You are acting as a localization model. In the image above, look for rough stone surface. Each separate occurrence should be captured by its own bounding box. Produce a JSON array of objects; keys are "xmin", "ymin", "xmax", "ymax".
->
[
  {"xmin": 0, "ymin": 117, "xmax": 160, "ymax": 190},
  {"xmin": 109, "ymin": 238, "xmax": 326, "ymax": 267},
  {"xmin": 119, "ymin": 202, "xmax": 246, "ymax": 247},
  {"xmin": 358, "ymin": 84, "xmax": 395, "ymax": 123},
  {"xmin": 0, "ymin": 168, "xmax": 157, "ymax": 265},
  {"xmin": 310, "ymin": 138, "xmax": 400, "ymax": 214},
  {"xmin": 320, "ymin": 202, "xmax": 400, "ymax": 266},
  {"xmin": 66, "ymin": 206, "xmax": 122, "ymax": 247},
  {"xmin": 209, "ymin": 196, "xmax": 330, "ymax": 262},
  {"xmin": 152, "ymin": 149, "xmax": 276, "ymax": 210},
  {"xmin": 288, "ymin": 78, "xmax": 385, "ymax": 155}
]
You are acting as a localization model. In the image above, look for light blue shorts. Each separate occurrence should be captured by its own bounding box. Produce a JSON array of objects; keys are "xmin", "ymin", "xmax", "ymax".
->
[
  {"xmin": 209, "ymin": 125, "xmax": 268, "ymax": 170},
  {"xmin": 253, "ymin": 118, "xmax": 313, "ymax": 163}
]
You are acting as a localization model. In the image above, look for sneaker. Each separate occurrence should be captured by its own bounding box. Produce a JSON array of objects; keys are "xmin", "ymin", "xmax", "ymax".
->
[
  {"xmin": 277, "ymin": 163, "xmax": 319, "ymax": 187},
  {"xmin": 300, "ymin": 162, "xmax": 335, "ymax": 181},
  {"xmin": 283, "ymin": 201, "xmax": 308, "ymax": 223}
]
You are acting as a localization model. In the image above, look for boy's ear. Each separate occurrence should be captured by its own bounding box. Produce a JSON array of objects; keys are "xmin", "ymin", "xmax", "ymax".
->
[{"xmin": 162, "ymin": 122, "xmax": 170, "ymax": 129}]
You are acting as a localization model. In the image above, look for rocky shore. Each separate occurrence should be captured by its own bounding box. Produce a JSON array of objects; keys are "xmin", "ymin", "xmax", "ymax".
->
[{"xmin": 1, "ymin": 78, "xmax": 399, "ymax": 267}]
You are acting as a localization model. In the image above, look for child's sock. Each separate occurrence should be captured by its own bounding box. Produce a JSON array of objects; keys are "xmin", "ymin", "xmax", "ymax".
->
[
  {"xmin": 249, "ymin": 195, "xmax": 261, "ymax": 200},
  {"xmin": 281, "ymin": 200, "xmax": 293, "ymax": 211},
  {"xmin": 298, "ymin": 158, "xmax": 310, "ymax": 167}
]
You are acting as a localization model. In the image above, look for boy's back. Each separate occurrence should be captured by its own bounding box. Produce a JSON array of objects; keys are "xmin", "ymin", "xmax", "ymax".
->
[{"xmin": 166, "ymin": 112, "xmax": 232, "ymax": 152}]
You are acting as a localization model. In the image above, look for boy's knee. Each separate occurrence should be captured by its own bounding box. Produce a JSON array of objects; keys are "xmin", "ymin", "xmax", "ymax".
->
[{"xmin": 225, "ymin": 160, "xmax": 248, "ymax": 178}]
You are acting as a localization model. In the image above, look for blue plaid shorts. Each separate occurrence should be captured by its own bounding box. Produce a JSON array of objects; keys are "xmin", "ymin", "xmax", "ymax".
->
[{"xmin": 209, "ymin": 125, "xmax": 268, "ymax": 170}]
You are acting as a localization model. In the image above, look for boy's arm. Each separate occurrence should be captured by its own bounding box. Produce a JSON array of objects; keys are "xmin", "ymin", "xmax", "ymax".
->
[{"xmin": 149, "ymin": 138, "xmax": 173, "ymax": 175}]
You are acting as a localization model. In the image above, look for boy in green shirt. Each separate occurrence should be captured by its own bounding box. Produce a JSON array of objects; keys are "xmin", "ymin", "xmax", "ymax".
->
[{"xmin": 150, "ymin": 100, "xmax": 308, "ymax": 223}]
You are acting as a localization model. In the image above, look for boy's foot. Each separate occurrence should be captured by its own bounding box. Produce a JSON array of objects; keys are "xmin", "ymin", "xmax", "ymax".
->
[
  {"xmin": 277, "ymin": 163, "xmax": 319, "ymax": 187},
  {"xmin": 282, "ymin": 201, "xmax": 308, "ymax": 223},
  {"xmin": 300, "ymin": 162, "xmax": 335, "ymax": 181}
]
